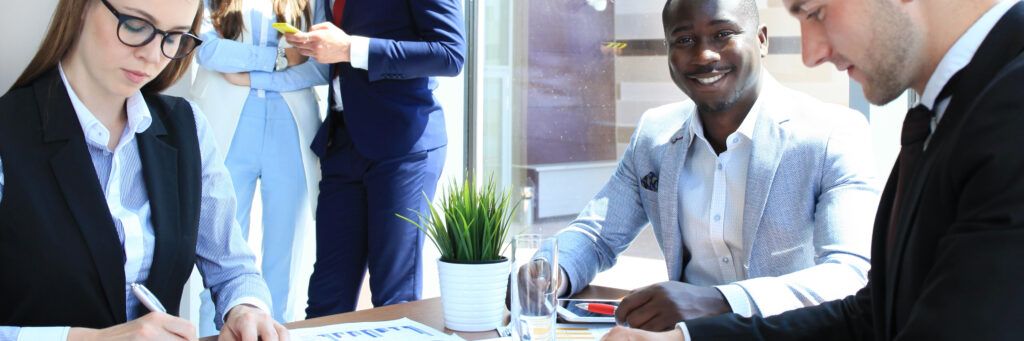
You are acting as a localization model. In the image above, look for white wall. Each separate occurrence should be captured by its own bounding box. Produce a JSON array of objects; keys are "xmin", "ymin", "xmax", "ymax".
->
[
  {"xmin": 0, "ymin": 0, "xmax": 195, "ymax": 95},
  {"xmin": 1, "ymin": 0, "xmax": 58, "ymax": 93}
]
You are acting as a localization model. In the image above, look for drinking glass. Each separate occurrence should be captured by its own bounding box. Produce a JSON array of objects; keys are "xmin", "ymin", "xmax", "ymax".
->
[{"xmin": 510, "ymin": 234, "xmax": 558, "ymax": 341}]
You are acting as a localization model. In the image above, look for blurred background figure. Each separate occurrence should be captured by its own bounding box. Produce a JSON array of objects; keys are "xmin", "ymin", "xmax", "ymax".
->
[{"xmin": 190, "ymin": 0, "xmax": 326, "ymax": 335}]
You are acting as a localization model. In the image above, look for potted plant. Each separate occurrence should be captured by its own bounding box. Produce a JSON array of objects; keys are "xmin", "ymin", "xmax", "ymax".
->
[{"xmin": 397, "ymin": 177, "xmax": 518, "ymax": 332}]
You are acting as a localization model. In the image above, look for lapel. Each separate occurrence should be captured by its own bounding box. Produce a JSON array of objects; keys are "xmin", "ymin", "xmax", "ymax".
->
[
  {"xmin": 741, "ymin": 85, "xmax": 789, "ymax": 263},
  {"xmin": 324, "ymin": 0, "xmax": 332, "ymax": 23},
  {"xmin": 884, "ymin": 1, "xmax": 1024, "ymax": 329},
  {"xmin": 658, "ymin": 109, "xmax": 693, "ymax": 281},
  {"xmin": 36, "ymin": 68, "xmax": 127, "ymax": 323},
  {"xmin": 874, "ymin": 163, "xmax": 899, "ymax": 338},
  {"xmin": 136, "ymin": 96, "xmax": 181, "ymax": 297}
]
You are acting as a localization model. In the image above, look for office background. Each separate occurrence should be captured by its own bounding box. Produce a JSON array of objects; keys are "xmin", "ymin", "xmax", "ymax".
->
[{"xmin": 0, "ymin": 0, "xmax": 909, "ymax": 326}]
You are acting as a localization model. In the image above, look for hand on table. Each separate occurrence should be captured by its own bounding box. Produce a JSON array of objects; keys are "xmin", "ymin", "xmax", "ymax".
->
[
  {"xmin": 219, "ymin": 304, "xmax": 289, "ymax": 341},
  {"xmin": 615, "ymin": 282, "xmax": 731, "ymax": 331}
]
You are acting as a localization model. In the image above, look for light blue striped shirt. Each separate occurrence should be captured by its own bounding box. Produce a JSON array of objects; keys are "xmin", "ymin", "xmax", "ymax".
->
[{"xmin": 0, "ymin": 66, "xmax": 272, "ymax": 340}]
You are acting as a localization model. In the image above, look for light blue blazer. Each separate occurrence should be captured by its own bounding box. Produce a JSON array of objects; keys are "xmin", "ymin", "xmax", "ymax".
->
[{"xmin": 556, "ymin": 75, "xmax": 880, "ymax": 316}]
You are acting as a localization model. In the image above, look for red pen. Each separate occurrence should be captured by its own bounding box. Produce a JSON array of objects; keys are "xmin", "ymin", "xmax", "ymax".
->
[{"xmin": 575, "ymin": 302, "xmax": 617, "ymax": 315}]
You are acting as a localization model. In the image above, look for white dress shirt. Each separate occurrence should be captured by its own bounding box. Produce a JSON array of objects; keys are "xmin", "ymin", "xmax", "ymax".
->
[
  {"xmin": 326, "ymin": 0, "xmax": 371, "ymax": 112},
  {"xmin": 0, "ymin": 65, "xmax": 271, "ymax": 340},
  {"xmin": 679, "ymin": 94, "xmax": 762, "ymax": 317}
]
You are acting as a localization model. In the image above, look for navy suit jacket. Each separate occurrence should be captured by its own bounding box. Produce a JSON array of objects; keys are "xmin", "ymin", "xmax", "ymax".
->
[{"xmin": 318, "ymin": 0, "xmax": 466, "ymax": 160}]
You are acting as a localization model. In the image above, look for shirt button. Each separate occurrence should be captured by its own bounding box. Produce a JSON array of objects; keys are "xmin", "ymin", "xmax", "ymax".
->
[
  {"xmin": 732, "ymin": 137, "xmax": 740, "ymax": 144},
  {"xmin": 714, "ymin": 214, "xmax": 721, "ymax": 222},
  {"xmin": 722, "ymin": 257, "xmax": 730, "ymax": 263},
  {"xmin": 717, "ymin": 163, "xmax": 723, "ymax": 170}
]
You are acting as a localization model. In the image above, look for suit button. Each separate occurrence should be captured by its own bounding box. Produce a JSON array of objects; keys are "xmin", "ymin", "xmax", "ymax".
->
[{"xmin": 722, "ymin": 257, "xmax": 730, "ymax": 263}]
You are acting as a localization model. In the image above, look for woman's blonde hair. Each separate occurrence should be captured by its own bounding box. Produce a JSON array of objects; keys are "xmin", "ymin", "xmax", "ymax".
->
[
  {"xmin": 210, "ymin": 0, "xmax": 311, "ymax": 41},
  {"xmin": 11, "ymin": 0, "xmax": 204, "ymax": 93}
]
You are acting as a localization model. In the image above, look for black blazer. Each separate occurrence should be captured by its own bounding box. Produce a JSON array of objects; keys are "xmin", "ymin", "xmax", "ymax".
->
[
  {"xmin": 0, "ymin": 69, "xmax": 202, "ymax": 328},
  {"xmin": 684, "ymin": 3, "xmax": 1024, "ymax": 340}
]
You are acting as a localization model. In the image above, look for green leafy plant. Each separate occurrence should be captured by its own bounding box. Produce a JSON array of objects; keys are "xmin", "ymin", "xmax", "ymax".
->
[{"xmin": 397, "ymin": 177, "xmax": 518, "ymax": 263}]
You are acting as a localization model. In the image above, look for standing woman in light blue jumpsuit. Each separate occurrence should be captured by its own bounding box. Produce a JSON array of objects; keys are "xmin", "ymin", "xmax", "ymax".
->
[{"xmin": 189, "ymin": 0, "xmax": 327, "ymax": 334}]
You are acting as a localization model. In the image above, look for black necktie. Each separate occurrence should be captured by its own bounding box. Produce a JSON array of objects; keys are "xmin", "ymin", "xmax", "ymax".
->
[{"xmin": 886, "ymin": 104, "xmax": 935, "ymax": 254}]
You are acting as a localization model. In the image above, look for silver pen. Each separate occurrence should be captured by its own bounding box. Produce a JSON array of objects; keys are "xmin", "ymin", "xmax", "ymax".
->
[{"xmin": 131, "ymin": 282, "xmax": 167, "ymax": 313}]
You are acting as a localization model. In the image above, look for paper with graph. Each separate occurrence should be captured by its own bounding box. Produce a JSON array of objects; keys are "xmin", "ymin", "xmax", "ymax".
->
[
  {"xmin": 289, "ymin": 318, "xmax": 464, "ymax": 341},
  {"xmin": 554, "ymin": 323, "xmax": 613, "ymax": 340}
]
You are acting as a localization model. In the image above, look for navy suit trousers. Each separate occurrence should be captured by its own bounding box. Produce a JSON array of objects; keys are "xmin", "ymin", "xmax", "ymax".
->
[{"xmin": 306, "ymin": 121, "xmax": 445, "ymax": 317}]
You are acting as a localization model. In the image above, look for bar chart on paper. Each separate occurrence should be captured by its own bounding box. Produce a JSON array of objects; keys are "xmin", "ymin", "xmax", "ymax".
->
[{"xmin": 290, "ymin": 318, "xmax": 464, "ymax": 341}]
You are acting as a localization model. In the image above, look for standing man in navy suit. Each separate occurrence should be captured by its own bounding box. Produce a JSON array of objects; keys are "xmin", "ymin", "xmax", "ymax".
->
[{"xmin": 286, "ymin": 0, "xmax": 465, "ymax": 317}]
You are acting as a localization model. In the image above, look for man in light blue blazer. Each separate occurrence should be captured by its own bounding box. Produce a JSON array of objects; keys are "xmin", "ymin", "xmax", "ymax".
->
[{"xmin": 551, "ymin": 0, "xmax": 880, "ymax": 331}]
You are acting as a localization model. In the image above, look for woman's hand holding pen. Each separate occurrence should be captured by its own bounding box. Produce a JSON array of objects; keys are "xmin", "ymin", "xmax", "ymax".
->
[{"xmin": 67, "ymin": 312, "xmax": 197, "ymax": 341}]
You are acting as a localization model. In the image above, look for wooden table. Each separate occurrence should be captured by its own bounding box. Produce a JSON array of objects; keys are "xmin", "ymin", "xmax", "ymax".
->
[{"xmin": 201, "ymin": 285, "xmax": 629, "ymax": 340}]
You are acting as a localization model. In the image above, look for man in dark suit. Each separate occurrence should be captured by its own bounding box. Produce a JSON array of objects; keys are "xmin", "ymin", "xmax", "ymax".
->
[
  {"xmin": 603, "ymin": 0, "xmax": 1024, "ymax": 339},
  {"xmin": 286, "ymin": 0, "xmax": 465, "ymax": 317}
]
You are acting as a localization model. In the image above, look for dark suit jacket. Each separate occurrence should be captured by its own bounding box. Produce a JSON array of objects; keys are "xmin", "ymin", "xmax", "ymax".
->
[
  {"xmin": 684, "ymin": 3, "xmax": 1024, "ymax": 340},
  {"xmin": 0, "ymin": 69, "xmax": 202, "ymax": 327},
  {"xmin": 316, "ymin": 0, "xmax": 465, "ymax": 160}
]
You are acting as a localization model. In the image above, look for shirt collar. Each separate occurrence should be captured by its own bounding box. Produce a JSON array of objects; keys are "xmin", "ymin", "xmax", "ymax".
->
[
  {"xmin": 58, "ymin": 64, "xmax": 153, "ymax": 149},
  {"xmin": 918, "ymin": 0, "xmax": 1020, "ymax": 110}
]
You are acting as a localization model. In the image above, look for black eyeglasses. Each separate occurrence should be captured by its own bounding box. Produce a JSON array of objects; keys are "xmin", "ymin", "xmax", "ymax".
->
[{"xmin": 99, "ymin": 0, "xmax": 202, "ymax": 60}]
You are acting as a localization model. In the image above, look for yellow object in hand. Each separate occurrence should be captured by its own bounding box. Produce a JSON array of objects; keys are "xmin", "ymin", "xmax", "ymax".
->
[{"xmin": 272, "ymin": 22, "xmax": 303, "ymax": 34}]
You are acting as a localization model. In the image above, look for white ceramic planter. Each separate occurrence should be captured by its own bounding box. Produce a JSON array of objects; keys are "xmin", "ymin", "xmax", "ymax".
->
[{"xmin": 437, "ymin": 258, "xmax": 511, "ymax": 332}]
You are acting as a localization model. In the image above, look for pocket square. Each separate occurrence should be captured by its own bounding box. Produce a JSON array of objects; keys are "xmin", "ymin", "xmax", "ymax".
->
[{"xmin": 641, "ymin": 172, "xmax": 659, "ymax": 192}]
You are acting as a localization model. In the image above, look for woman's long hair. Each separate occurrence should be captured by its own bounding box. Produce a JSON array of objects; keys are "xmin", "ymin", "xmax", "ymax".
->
[
  {"xmin": 11, "ymin": 0, "xmax": 205, "ymax": 93},
  {"xmin": 210, "ymin": 0, "xmax": 312, "ymax": 41}
]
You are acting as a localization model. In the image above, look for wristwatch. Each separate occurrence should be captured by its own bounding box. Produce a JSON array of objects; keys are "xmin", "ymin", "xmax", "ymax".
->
[{"xmin": 274, "ymin": 47, "xmax": 288, "ymax": 71}]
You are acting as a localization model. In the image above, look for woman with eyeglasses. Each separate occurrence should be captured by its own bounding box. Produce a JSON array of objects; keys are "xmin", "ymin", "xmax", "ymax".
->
[
  {"xmin": 189, "ymin": 0, "xmax": 326, "ymax": 333},
  {"xmin": 0, "ymin": 0, "xmax": 288, "ymax": 340}
]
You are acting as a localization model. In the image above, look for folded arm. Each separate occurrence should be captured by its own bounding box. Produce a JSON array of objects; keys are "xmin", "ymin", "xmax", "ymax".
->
[
  {"xmin": 249, "ymin": 60, "xmax": 330, "ymax": 93},
  {"xmin": 195, "ymin": 2, "xmax": 277, "ymax": 73}
]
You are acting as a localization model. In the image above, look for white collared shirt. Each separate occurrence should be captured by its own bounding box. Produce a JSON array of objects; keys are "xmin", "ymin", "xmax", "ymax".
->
[
  {"xmin": 678, "ymin": 86, "xmax": 764, "ymax": 317},
  {"xmin": 919, "ymin": 0, "xmax": 1020, "ymax": 144},
  {"xmin": 326, "ymin": 0, "xmax": 371, "ymax": 111},
  {"xmin": 60, "ymin": 65, "xmax": 155, "ymax": 310}
]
